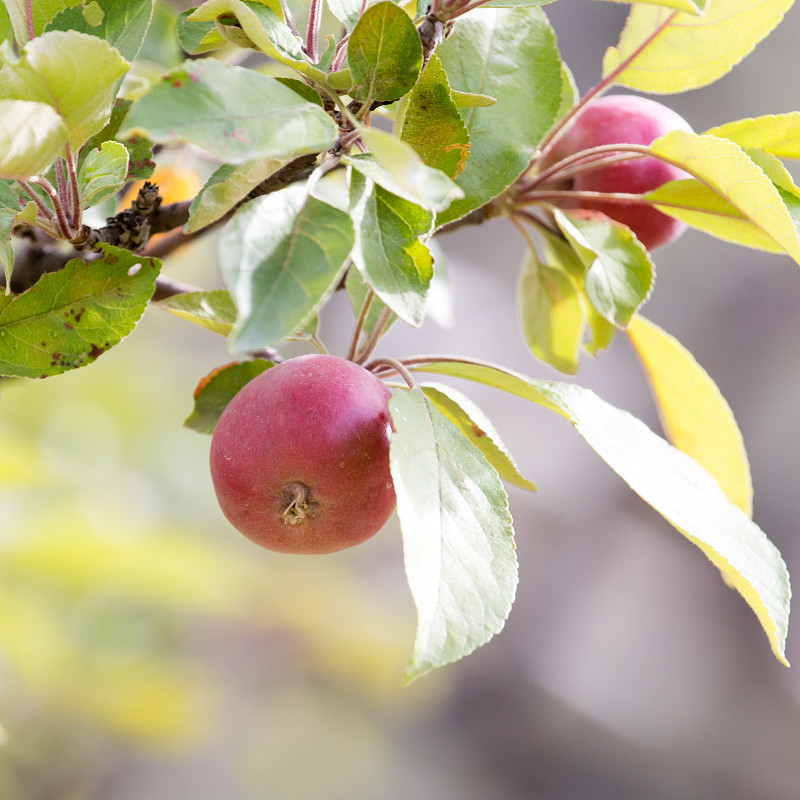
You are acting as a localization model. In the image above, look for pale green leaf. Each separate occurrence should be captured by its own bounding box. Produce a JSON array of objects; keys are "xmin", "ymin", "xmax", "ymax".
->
[
  {"xmin": 156, "ymin": 289, "xmax": 237, "ymax": 336},
  {"xmin": 4, "ymin": 0, "xmax": 73, "ymax": 43},
  {"xmin": 77, "ymin": 140, "xmax": 129, "ymax": 208},
  {"xmin": 704, "ymin": 113, "xmax": 800, "ymax": 159},
  {"xmin": 450, "ymin": 90, "xmax": 497, "ymax": 109},
  {"xmin": 554, "ymin": 208, "xmax": 654, "ymax": 328},
  {"xmin": 399, "ymin": 54, "xmax": 471, "ymax": 180},
  {"xmin": 186, "ymin": 154, "xmax": 299, "ymax": 233},
  {"xmin": 219, "ymin": 185, "xmax": 354, "ymax": 353},
  {"xmin": 45, "ymin": 0, "xmax": 155, "ymax": 61},
  {"xmin": 404, "ymin": 358, "xmax": 791, "ymax": 666},
  {"xmin": 348, "ymin": 1, "xmax": 422, "ymax": 103},
  {"xmin": 327, "ymin": 0, "xmax": 383, "ymax": 30},
  {"xmin": 603, "ymin": 0, "xmax": 793, "ymax": 93},
  {"xmin": 421, "ymin": 382, "xmax": 537, "ymax": 491},
  {"xmin": 650, "ymin": 130, "xmax": 800, "ymax": 264},
  {"xmin": 350, "ymin": 128, "xmax": 463, "ymax": 212},
  {"xmin": 0, "ymin": 30, "xmax": 129, "ymax": 149},
  {"xmin": 121, "ymin": 59, "xmax": 336, "ymax": 163},
  {"xmin": 177, "ymin": 6, "xmax": 227, "ymax": 54},
  {"xmin": 436, "ymin": 7, "xmax": 563, "ymax": 225},
  {"xmin": 389, "ymin": 387, "xmax": 517, "ymax": 683},
  {"xmin": 518, "ymin": 248, "xmax": 584, "ymax": 374},
  {"xmin": 0, "ymin": 245, "xmax": 160, "ymax": 378},
  {"xmin": 189, "ymin": 0, "xmax": 325, "ymax": 81},
  {"xmin": 349, "ymin": 170, "xmax": 433, "ymax": 327},
  {"xmin": 0, "ymin": 99, "xmax": 67, "ymax": 178}
]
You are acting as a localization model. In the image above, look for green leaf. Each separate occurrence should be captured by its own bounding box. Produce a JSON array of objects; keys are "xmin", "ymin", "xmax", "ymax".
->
[
  {"xmin": 349, "ymin": 170, "xmax": 433, "ymax": 327},
  {"xmin": 435, "ymin": 7, "xmax": 563, "ymax": 226},
  {"xmin": 189, "ymin": 0, "xmax": 325, "ymax": 81},
  {"xmin": 351, "ymin": 127, "xmax": 463, "ymax": 212},
  {"xmin": 327, "ymin": 0, "xmax": 382, "ymax": 30},
  {"xmin": 389, "ymin": 387, "xmax": 518, "ymax": 684},
  {"xmin": 177, "ymin": 6, "xmax": 226, "ymax": 54},
  {"xmin": 450, "ymin": 90, "xmax": 497, "ymax": 109},
  {"xmin": 704, "ymin": 113, "xmax": 800, "ymax": 160},
  {"xmin": 186, "ymin": 154, "xmax": 299, "ymax": 233},
  {"xmin": 77, "ymin": 141, "xmax": 129, "ymax": 208},
  {"xmin": 649, "ymin": 131, "xmax": 800, "ymax": 265},
  {"xmin": 0, "ymin": 99, "xmax": 67, "ymax": 178},
  {"xmin": 219, "ymin": 185, "xmax": 354, "ymax": 354},
  {"xmin": 0, "ymin": 30, "xmax": 129, "ymax": 150},
  {"xmin": 421, "ymin": 382, "xmax": 537, "ymax": 492},
  {"xmin": 348, "ymin": 1, "xmax": 422, "ymax": 103},
  {"xmin": 185, "ymin": 359, "xmax": 273, "ymax": 433},
  {"xmin": 4, "ymin": 0, "xmax": 73, "ymax": 43},
  {"xmin": 156, "ymin": 289, "xmax": 237, "ymax": 336},
  {"xmin": 405, "ymin": 358, "xmax": 790, "ymax": 665},
  {"xmin": 45, "ymin": 0, "xmax": 155, "ymax": 62},
  {"xmin": 399, "ymin": 54, "xmax": 471, "ymax": 180},
  {"xmin": 0, "ymin": 245, "xmax": 160, "ymax": 378},
  {"xmin": 554, "ymin": 209, "xmax": 654, "ymax": 328},
  {"xmin": 0, "ymin": 181, "xmax": 24, "ymax": 289},
  {"xmin": 517, "ymin": 247, "xmax": 584, "ymax": 374},
  {"xmin": 120, "ymin": 59, "xmax": 336, "ymax": 163},
  {"xmin": 82, "ymin": 1, "xmax": 105, "ymax": 26},
  {"xmin": 603, "ymin": 0, "xmax": 793, "ymax": 93},
  {"xmin": 0, "ymin": 4, "xmax": 14, "ymax": 45}
]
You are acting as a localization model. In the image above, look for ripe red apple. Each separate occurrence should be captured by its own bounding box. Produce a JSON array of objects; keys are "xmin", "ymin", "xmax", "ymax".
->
[
  {"xmin": 545, "ymin": 94, "xmax": 693, "ymax": 250},
  {"xmin": 210, "ymin": 354, "xmax": 396, "ymax": 554}
]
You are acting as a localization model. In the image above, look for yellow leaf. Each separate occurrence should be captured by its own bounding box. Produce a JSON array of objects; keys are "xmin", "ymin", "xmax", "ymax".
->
[
  {"xmin": 650, "ymin": 130, "xmax": 800, "ymax": 265},
  {"xmin": 596, "ymin": 0, "xmax": 705, "ymax": 13},
  {"xmin": 704, "ymin": 113, "xmax": 800, "ymax": 159},
  {"xmin": 627, "ymin": 315, "xmax": 752, "ymax": 516},
  {"xmin": 603, "ymin": 0, "xmax": 793, "ymax": 93}
]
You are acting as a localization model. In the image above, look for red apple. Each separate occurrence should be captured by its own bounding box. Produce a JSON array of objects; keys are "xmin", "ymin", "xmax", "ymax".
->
[
  {"xmin": 545, "ymin": 94, "xmax": 693, "ymax": 250},
  {"xmin": 210, "ymin": 354, "xmax": 396, "ymax": 554}
]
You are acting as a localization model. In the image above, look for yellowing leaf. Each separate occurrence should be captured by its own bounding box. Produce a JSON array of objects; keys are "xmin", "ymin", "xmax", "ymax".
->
[
  {"xmin": 603, "ymin": 0, "xmax": 793, "ymax": 93},
  {"xmin": 650, "ymin": 130, "xmax": 800, "ymax": 265},
  {"xmin": 596, "ymin": 0, "xmax": 705, "ymax": 13},
  {"xmin": 627, "ymin": 315, "xmax": 752, "ymax": 516},
  {"xmin": 704, "ymin": 113, "xmax": 800, "ymax": 159}
]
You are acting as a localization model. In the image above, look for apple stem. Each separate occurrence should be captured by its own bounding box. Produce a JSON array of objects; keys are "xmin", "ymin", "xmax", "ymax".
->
[
  {"xmin": 347, "ymin": 287, "xmax": 376, "ymax": 362},
  {"xmin": 364, "ymin": 356, "xmax": 417, "ymax": 389},
  {"xmin": 353, "ymin": 306, "xmax": 393, "ymax": 365}
]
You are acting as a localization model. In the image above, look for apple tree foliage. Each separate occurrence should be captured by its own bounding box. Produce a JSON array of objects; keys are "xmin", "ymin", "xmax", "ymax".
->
[{"xmin": 0, "ymin": 0, "xmax": 796, "ymax": 683}]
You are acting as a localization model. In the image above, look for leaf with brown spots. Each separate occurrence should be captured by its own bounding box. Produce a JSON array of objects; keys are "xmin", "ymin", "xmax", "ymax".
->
[{"xmin": 0, "ymin": 244, "xmax": 161, "ymax": 378}]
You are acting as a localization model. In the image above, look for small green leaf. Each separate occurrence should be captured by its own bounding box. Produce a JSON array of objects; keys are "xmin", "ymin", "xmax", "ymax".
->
[
  {"xmin": 0, "ymin": 30, "xmax": 129, "ymax": 150},
  {"xmin": 603, "ymin": 0, "xmax": 792, "ymax": 93},
  {"xmin": 389, "ymin": 387, "xmax": 518, "ymax": 683},
  {"xmin": 189, "ymin": 0, "xmax": 325, "ymax": 81},
  {"xmin": 351, "ymin": 127, "xmax": 463, "ymax": 212},
  {"xmin": 399, "ymin": 54, "xmax": 471, "ymax": 180},
  {"xmin": 421, "ymin": 382, "xmax": 537, "ymax": 491},
  {"xmin": 121, "ymin": 59, "xmax": 336, "ymax": 163},
  {"xmin": 177, "ymin": 6, "xmax": 226, "ymax": 54},
  {"xmin": 4, "ymin": 0, "xmax": 73, "ymax": 43},
  {"xmin": 156, "ymin": 289, "xmax": 238, "ymax": 336},
  {"xmin": 450, "ymin": 90, "xmax": 497, "ymax": 109},
  {"xmin": 219, "ymin": 185, "xmax": 354, "ymax": 353},
  {"xmin": 0, "ymin": 245, "xmax": 160, "ymax": 378},
  {"xmin": 0, "ymin": 180, "xmax": 24, "ymax": 289},
  {"xmin": 704, "ymin": 113, "xmax": 800, "ymax": 160},
  {"xmin": 0, "ymin": 99, "xmax": 67, "ymax": 178},
  {"xmin": 77, "ymin": 141, "xmax": 129, "ymax": 208},
  {"xmin": 185, "ymin": 359, "xmax": 273, "ymax": 434},
  {"xmin": 554, "ymin": 209, "xmax": 654, "ymax": 328},
  {"xmin": 436, "ymin": 8, "xmax": 563, "ymax": 226},
  {"xmin": 45, "ymin": 0, "xmax": 155, "ymax": 61},
  {"xmin": 518, "ymin": 247, "xmax": 584, "ymax": 374},
  {"xmin": 81, "ymin": 1, "xmax": 104, "ymax": 26},
  {"xmin": 349, "ymin": 170, "xmax": 433, "ymax": 327},
  {"xmin": 348, "ymin": 1, "xmax": 422, "ymax": 103},
  {"xmin": 186, "ymin": 154, "xmax": 299, "ymax": 233}
]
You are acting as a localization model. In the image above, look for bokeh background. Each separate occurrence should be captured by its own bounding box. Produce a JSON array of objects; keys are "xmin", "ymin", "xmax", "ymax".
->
[{"xmin": 2, "ymin": 2, "xmax": 800, "ymax": 798}]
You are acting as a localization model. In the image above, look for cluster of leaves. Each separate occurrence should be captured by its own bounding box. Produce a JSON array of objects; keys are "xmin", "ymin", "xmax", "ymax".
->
[{"xmin": 0, "ymin": 0, "xmax": 796, "ymax": 681}]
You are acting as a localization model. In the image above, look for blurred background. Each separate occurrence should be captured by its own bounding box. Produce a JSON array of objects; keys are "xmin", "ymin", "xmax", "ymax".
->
[{"xmin": 2, "ymin": 1, "xmax": 800, "ymax": 798}]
